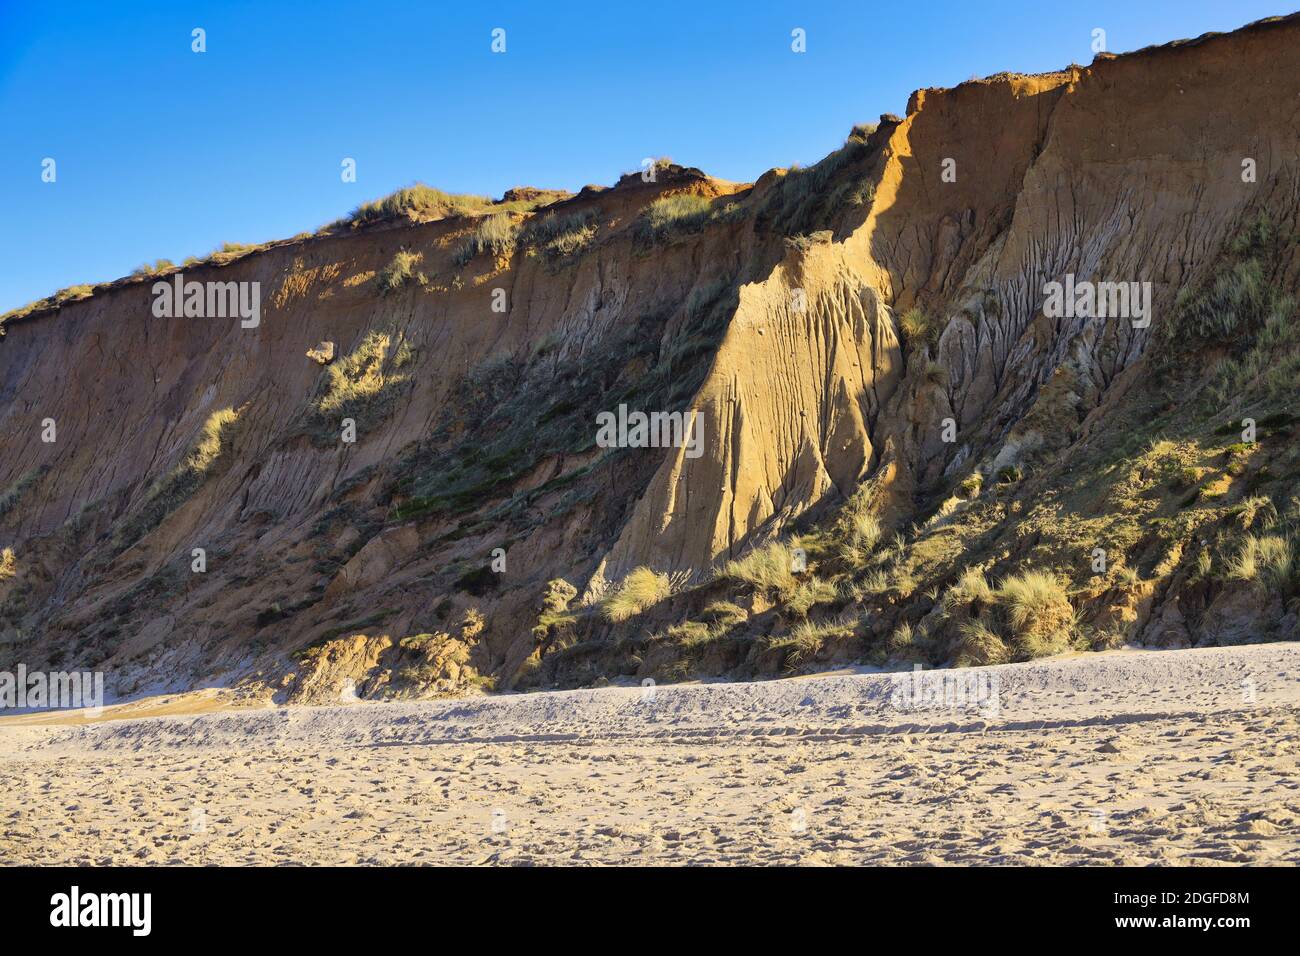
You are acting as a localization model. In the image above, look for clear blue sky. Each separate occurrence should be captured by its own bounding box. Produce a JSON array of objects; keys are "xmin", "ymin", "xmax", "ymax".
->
[{"xmin": 0, "ymin": 0, "xmax": 1286, "ymax": 313}]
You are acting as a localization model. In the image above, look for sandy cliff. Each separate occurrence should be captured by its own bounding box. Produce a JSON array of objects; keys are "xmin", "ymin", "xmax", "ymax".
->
[{"xmin": 1, "ymin": 14, "xmax": 1298, "ymax": 701}]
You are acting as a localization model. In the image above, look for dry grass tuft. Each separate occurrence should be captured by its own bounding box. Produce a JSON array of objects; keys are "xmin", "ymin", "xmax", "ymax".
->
[
  {"xmin": 602, "ymin": 567, "xmax": 671, "ymax": 622},
  {"xmin": 315, "ymin": 329, "xmax": 412, "ymax": 416},
  {"xmin": 376, "ymin": 251, "xmax": 425, "ymax": 295},
  {"xmin": 955, "ymin": 619, "xmax": 1010, "ymax": 667},
  {"xmin": 453, "ymin": 214, "xmax": 519, "ymax": 267},
  {"xmin": 997, "ymin": 569, "xmax": 1074, "ymax": 656},
  {"xmin": 718, "ymin": 541, "xmax": 799, "ymax": 594}
]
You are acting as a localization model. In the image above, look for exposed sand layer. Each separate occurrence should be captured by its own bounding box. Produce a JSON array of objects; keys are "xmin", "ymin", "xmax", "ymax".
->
[{"xmin": 1, "ymin": 644, "xmax": 1297, "ymax": 865}]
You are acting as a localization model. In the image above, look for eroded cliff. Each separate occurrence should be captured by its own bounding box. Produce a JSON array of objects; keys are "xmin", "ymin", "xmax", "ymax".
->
[{"xmin": 2, "ymin": 14, "xmax": 1298, "ymax": 702}]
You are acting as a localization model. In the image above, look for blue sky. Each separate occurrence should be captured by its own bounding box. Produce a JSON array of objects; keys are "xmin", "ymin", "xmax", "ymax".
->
[{"xmin": 0, "ymin": 0, "xmax": 1286, "ymax": 313}]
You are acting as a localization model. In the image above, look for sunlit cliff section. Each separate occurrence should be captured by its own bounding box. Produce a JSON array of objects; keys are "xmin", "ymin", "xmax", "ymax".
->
[{"xmin": 1, "ymin": 15, "xmax": 1298, "ymax": 700}]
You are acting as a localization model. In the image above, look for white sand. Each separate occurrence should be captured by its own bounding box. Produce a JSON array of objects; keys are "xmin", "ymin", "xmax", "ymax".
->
[{"xmin": 1, "ymin": 644, "xmax": 1297, "ymax": 865}]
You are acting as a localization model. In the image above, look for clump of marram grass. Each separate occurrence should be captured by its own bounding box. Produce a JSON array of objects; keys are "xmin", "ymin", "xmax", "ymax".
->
[
  {"xmin": 1114, "ymin": 564, "xmax": 1142, "ymax": 587},
  {"xmin": 767, "ymin": 613, "xmax": 857, "ymax": 670},
  {"xmin": 938, "ymin": 566, "xmax": 1076, "ymax": 663},
  {"xmin": 997, "ymin": 570, "xmax": 1076, "ymax": 658},
  {"xmin": 634, "ymin": 193, "xmax": 717, "ymax": 243},
  {"xmin": 1179, "ymin": 258, "xmax": 1271, "ymax": 342},
  {"xmin": 452, "ymin": 214, "xmax": 519, "ymax": 267},
  {"xmin": 717, "ymin": 541, "xmax": 804, "ymax": 597},
  {"xmin": 314, "ymin": 328, "xmax": 413, "ymax": 418},
  {"xmin": 783, "ymin": 575, "xmax": 840, "ymax": 617},
  {"xmin": 1192, "ymin": 549, "xmax": 1215, "ymax": 581},
  {"xmin": 180, "ymin": 408, "xmax": 240, "ymax": 478},
  {"xmin": 899, "ymin": 307, "xmax": 943, "ymax": 350},
  {"xmin": 700, "ymin": 600, "xmax": 747, "ymax": 627},
  {"xmin": 54, "ymin": 284, "xmax": 94, "ymax": 304},
  {"xmin": 601, "ymin": 567, "xmax": 671, "ymax": 622},
  {"xmin": 665, "ymin": 620, "xmax": 713, "ymax": 648},
  {"xmin": 376, "ymin": 250, "xmax": 426, "ymax": 295},
  {"xmin": 941, "ymin": 566, "xmax": 993, "ymax": 610},
  {"xmin": 849, "ymin": 512, "xmax": 884, "ymax": 545},
  {"xmin": 113, "ymin": 407, "xmax": 241, "ymax": 551},
  {"xmin": 206, "ymin": 242, "xmax": 262, "ymax": 265},
  {"xmin": 886, "ymin": 621, "xmax": 915, "ymax": 654},
  {"xmin": 889, "ymin": 564, "xmax": 920, "ymax": 598},
  {"xmin": 132, "ymin": 259, "xmax": 175, "ymax": 277},
  {"xmin": 1231, "ymin": 495, "xmax": 1278, "ymax": 531},
  {"xmin": 954, "ymin": 619, "xmax": 1010, "ymax": 667},
  {"xmin": 854, "ymin": 569, "xmax": 890, "ymax": 599},
  {"xmin": 346, "ymin": 184, "xmax": 495, "ymax": 228},
  {"xmin": 1226, "ymin": 533, "xmax": 1295, "ymax": 592},
  {"xmin": 519, "ymin": 209, "xmax": 599, "ymax": 261},
  {"xmin": 836, "ymin": 511, "xmax": 883, "ymax": 569}
]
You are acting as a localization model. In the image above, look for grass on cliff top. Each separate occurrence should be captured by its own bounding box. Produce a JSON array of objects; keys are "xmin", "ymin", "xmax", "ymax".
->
[
  {"xmin": 0, "ymin": 239, "xmax": 278, "ymax": 327},
  {"xmin": 132, "ymin": 259, "xmax": 175, "ymax": 277},
  {"xmin": 756, "ymin": 123, "xmax": 879, "ymax": 237},
  {"xmin": 344, "ymin": 185, "xmax": 495, "ymax": 228},
  {"xmin": 632, "ymin": 193, "xmax": 745, "ymax": 246},
  {"xmin": 340, "ymin": 184, "xmax": 555, "ymax": 231},
  {"xmin": 1, "ymin": 283, "xmax": 98, "ymax": 326}
]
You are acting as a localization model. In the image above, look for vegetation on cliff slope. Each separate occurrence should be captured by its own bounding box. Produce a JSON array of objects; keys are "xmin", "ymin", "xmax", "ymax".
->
[
  {"xmin": 111, "ymin": 407, "xmax": 243, "ymax": 553},
  {"xmin": 519, "ymin": 215, "xmax": 1300, "ymax": 687}
]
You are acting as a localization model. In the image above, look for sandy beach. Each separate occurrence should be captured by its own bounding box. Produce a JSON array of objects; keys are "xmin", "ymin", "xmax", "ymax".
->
[{"xmin": 1, "ymin": 644, "xmax": 1297, "ymax": 865}]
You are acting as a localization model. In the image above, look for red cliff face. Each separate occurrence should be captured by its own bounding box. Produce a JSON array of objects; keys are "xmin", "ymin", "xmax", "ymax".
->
[{"xmin": 2, "ymin": 15, "xmax": 1298, "ymax": 701}]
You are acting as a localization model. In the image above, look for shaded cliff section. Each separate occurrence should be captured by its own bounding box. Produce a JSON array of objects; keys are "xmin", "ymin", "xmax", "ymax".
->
[{"xmin": 1, "ymin": 14, "xmax": 1298, "ymax": 700}]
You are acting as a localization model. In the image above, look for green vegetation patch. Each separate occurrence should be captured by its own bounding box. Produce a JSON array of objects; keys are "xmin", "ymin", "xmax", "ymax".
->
[
  {"xmin": 518, "ymin": 209, "xmax": 600, "ymax": 262},
  {"xmin": 305, "ymin": 327, "xmax": 414, "ymax": 443},
  {"xmin": 112, "ymin": 407, "xmax": 242, "ymax": 552},
  {"xmin": 633, "ymin": 193, "xmax": 745, "ymax": 245},
  {"xmin": 755, "ymin": 125, "xmax": 879, "ymax": 237},
  {"xmin": 0, "ymin": 466, "xmax": 50, "ymax": 521},
  {"xmin": 452, "ymin": 214, "xmax": 520, "ymax": 267}
]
